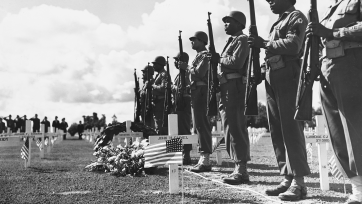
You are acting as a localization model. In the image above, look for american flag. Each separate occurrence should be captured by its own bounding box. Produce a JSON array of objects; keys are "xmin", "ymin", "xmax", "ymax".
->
[
  {"xmin": 306, "ymin": 143, "xmax": 313, "ymax": 163},
  {"xmin": 21, "ymin": 137, "xmax": 30, "ymax": 161},
  {"xmin": 328, "ymin": 155, "xmax": 344, "ymax": 180},
  {"xmin": 44, "ymin": 137, "xmax": 49, "ymax": 146},
  {"xmin": 213, "ymin": 137, "xmax": 226, "ymax": 152},
  {"xmin": 36, "ymin": 138, "xmax": 43, "ymax": 150},
  {"xmin": 144, "ymin": 138, "xmax": 183, "ymax": 167}
]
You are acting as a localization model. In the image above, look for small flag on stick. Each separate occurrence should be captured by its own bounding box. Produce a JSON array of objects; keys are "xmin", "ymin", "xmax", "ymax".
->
[
  {"xmin": 212, "ymin": 137, "xmax": 226, "ymax": 152},
  {"xmin": 328, "ymin": 155, "xmax": 344, "ymax": 180},
  {"xmin": 21, "ymin": 137, "xmax": 30, "ymax": 161},
  {"xmin": 36, "ymin": 138, "xmax": 43, "ymax": 150},
  {"xmin": 144, "ymin": 138, "xmax": 183, "ymax": 167}
]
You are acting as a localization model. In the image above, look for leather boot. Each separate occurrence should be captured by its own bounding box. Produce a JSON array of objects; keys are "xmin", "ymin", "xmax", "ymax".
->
[
  {"xmin": 278, "ymin": 179, "xmax": 307, "ymax": 201},
  {"xmin": 223, "ymin": 162, "xmax": 249, "ymax": 185},
  {"xmin": 190, "ymin": 153, "xmax": 211, "ymax": 173},
  {"xmin": 347, "ymin": 176, "xmax": 362, "ymax": 204},
  {"xmin": 265, "ymin": 176, "xmax": 292, "ymax": 196}
]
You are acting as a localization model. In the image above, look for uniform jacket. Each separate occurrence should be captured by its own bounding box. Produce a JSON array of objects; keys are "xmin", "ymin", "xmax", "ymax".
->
[
  {"xmin": 321, "ymin": 0, "xmax": 362, "ymax": 42},
  {"xmin": 152, "ymin": 69, "xmax": 168, "ymax": 97},
  {"xmin": 41, "ymin": 120, "xmax": 50, "ymax": 133},
  {"xmin": 266, "ymin": 6, "xmax": 308, "ymax": 61},
  {"xmin": 0, "ymin": 121, "xmax": 6, "ymax": 133},
  {"xmin": 3, "ymin": 118, "xmax": 14, "ymax": 129},
  {"xmin": 218, "ymin": 31, "xmax": 249, "ymax": 76},
  {"xmin": 52, "ymin": 120, "xmax": 60, "ymax": 129},
  {"xmin": 188, "ymin": 50, "xmax": 210, "ymax": 83},
  {"xmin": 30, "ymin": 118, "xmax": 40, "ymax": 130}
]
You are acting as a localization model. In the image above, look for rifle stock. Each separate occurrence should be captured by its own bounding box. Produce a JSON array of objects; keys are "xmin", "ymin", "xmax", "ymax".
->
[
  {"xmin": 175, "ymin": 30, "xmax": 186, "ymax": 112},
  {"xmin": 244, "ymin": 0, "xmax": 261, "ymax": 116},
  {"xmin": 206, "ymin": 12, "xmax": 219, "ymax": 117},
  {"xmin": 163, "ymin": 57, "xmax": 173, "ymax": 127},
  {"xmin": 294, "ymin": 0, "xmax": 320, "ymax": 121},
  {"xmin": 134, "ymin": 69, "xmax": 141, "ymax": 123}
]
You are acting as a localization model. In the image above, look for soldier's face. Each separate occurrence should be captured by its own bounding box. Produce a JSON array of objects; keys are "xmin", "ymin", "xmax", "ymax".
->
[
  {"xmin": 266, "ymin": 0, "xmax": 283, "ymax": 14},
  {"xmin": 153, "ymin": 63, "xmax": 163, "ymax": 72},
  {"xmin": 190, "ymin": 38, "xmax": 203, "ymax": 50},
  {"xmin": 224, "ymin": 18, "xmax": 239, "ymax": 35},
  {"xmin": 174, "ymin": 60, "xmax": 179, "ymax": 69}
]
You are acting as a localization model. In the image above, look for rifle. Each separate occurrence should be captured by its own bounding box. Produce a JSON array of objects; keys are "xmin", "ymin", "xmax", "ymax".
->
[
  {"xmin": 133, "ymin": 69, "xmax": 141, "ymax": 123},
  {"xmin": 244, "ymin": 0, "xmax": 261, "ymax": 116},
  {"xmin": 206, "ymin": 12, "xmax": 219, "ymax": 117},
  {"xmin": 294, "ymin": 0, "xmax": 320, "ymax": 121},
  {"xmin": 175, "ymin": 30, "xmax": 186, "ymax": 112},
  {"xmin": 144, "ymin": 63, "xmax": 153, "ymax": 125},
  {"xmin": 163, "ymin": 57, "xmax": 173, "ymax": 127}
]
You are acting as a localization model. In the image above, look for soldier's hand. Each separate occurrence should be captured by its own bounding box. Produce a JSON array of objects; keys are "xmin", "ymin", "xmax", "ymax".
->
[
  {"xmin": 177, "ymin": 61, "xmax": 188, "ymax": 70},
  {"xmin": 306, "ymin": 22, "xmax": 333, "ymax": 38},
  {"xmin": 248, "ymin": 34, "xmax": 266, "ymax": 48},
  {"xmin": 209, "ymin": 52, "xmax": 220, "ymax": 64}
]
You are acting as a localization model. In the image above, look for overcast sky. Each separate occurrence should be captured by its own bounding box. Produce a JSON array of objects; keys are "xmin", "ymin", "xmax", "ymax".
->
[{"xmin": 0, "ymin": 0, "xmax": 333, "ymax": 124}]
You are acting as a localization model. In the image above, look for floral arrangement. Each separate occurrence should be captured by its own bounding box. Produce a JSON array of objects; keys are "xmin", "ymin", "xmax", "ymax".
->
[{"xmin": 85, "ymin": 139, "xmax": 150, "ymax": 177}]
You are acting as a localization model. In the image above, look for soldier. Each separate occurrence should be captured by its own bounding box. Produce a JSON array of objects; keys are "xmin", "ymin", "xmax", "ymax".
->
[
  {"xmin": 178, "ymin": 31, "xmax": 212, "ymax": 172},
  {"xmin": 248, "ymin": 0, "xmax": 310, "ymax": 201},
  {"xmin": 0, "ymin": 118, "xmax": 6, "ymax": 133},
  {"xmin": 140, "ymin": 65, "xmax": 155, "ymax": 128},
  {"xmin": 173, "ymin": 51, "xmax": 192, "ymax": 165},
  {"xmin": 210, "ymin": 11, "xmax": 250, "ymax": 184},
  {"xmin": 307, "ymin": 1, "xmax": 362, "ymax": 203},
  {"xmin": 15, "ymin": 115, "xmax": 22, "ymax": 132},
  {"xmin": 41, "ymin": 117, "xmax": 50, "ymax": 133},
  {"xmin": 30, "ymin": 114, "xmax": 40, "ymax": 133},
  {"xmin": 52, "ymin": 116, "xmax": 60, "ymax": 132},
  {"xmin": 3, "ymin": 115, "xmax": 15, "ymax": 132},
  {"xmin": 151, "ymin": 56, "xmax": 168, "ymax": 135},
  {"xmin": 77, "ymin": 121, "xmax": 84, "ymax": 140},
  {"xmin": 21, "ymin": 115, "xmax": 27, "ymax": 132},
  {"xmin": 59, "ymin": 118, "xmax": 68, "ymax": 140}
]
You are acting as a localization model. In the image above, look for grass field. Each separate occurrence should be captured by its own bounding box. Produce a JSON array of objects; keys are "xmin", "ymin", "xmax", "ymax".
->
[{"xmin": 0, "ymin": 135, "xmax": 351, "ymax": 204}]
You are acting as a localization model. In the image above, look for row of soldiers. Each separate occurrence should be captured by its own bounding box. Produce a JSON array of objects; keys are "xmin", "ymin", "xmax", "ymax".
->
[
  {"xmin": 135, "ymin": 0, "xmax": 362, "ymax": 203},
  {"xmin": 0, "ymin": 115, "xmax": 69, "ymax": 138}
]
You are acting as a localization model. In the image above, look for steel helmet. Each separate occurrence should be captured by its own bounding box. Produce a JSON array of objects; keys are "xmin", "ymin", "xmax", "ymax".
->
[
  {"xmin": 189, "ymin": 31, "xmax": 208, "ymax": 45},
  {"xmin": 141, "ymin": 65, "xmax": 154, "ymax": 75},
  {"xmin": 222, "ymin": 11, "xmax": 246, "ymax": 27},
  {"xmin": 152, "ymin": 56, "xmax": 166, "ymax": 66},
  {"xmin": 173, "ymin": 52, "xmax": 189, "ymax": 63}
]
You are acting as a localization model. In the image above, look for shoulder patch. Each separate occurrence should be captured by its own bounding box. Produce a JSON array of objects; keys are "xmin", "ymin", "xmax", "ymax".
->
[{"xmin": 297, "ymin": 18, "xmax": 303, "ymax": 24}]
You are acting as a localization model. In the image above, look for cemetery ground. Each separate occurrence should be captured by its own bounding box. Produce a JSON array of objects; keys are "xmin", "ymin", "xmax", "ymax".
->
[{"xmin": 0, "ymin": 135, "xmax": 350, "ymax": 204}]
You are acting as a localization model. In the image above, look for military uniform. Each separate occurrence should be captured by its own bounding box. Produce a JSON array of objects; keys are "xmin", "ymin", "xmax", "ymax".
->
[
  {"xmin": 3, "ymin": 117, "xmax": 15, "ymax": 132},
  {"xmin": 264, "ymin": 6, "xmax": 310, "ymax": 178},
  {"xmin": 140, "ymin": 83, "xmax": 155, "ymax": 128},
  {"xmin": 152, "ymin": 69, "xmax": 168, "ymax": 135},
  {"xmin": 0, "ymin": 120, "xmax": 6, "ymax": 133},
  {"xmin": 189, "ymin": 50, "xmax": 212, "ymax": 154},
  {"xmin": 218, "ymin": 30, "xmax": 250, "ymax": 164},
  {"xmin": 173, "ymin": 73, "xmax": 192, "ymax": 153},
  {"xmin": 319, "ymin": 0, "xmax": 362, "ymax": 187}
]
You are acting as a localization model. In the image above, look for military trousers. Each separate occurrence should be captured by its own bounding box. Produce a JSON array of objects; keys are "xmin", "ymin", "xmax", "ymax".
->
[
  {"xmin": 176, "ymin": 96, "xmax": 192, "ymax": 153},
  {"xmin": 191, "ymin": 85, "xmax": 212, "ymax": 154},
  {"xmin": 219, "ymin": 78, "xmax": 250, "ymax": 163},
  {"xmin": 265, "ymin": 60, "xmax": 310, "ymax": 176},
  {"xmin": 320, "ymin": 48, "xmax": 362, "ymax": 178},
  {"xmin": 153, "ymin": 98, "xmax": 168, "ymax": 135}
]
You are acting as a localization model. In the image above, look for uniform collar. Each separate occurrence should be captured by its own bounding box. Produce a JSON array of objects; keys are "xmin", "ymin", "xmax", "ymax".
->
[{"xmin": 278, "ymin": 6, "xmax": 295, "ymax": 18}]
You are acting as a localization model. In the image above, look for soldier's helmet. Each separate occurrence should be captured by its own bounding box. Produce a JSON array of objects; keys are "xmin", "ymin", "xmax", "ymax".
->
[
  {"xmin": 222, "ymin": 11, "xmax": 246, "ymax": 27},
  {"xmin": 152, "ymin": 56, "xmax": 166, "ymax": 66},
  {"xmin": 173, "ymin": 52, "xmax": 189, "ymax": 63},
  {"xmin": 141, "ymin": 65, "xmax": 154, "ymax": 75},
  {"xmin": 189, "ymin": 31, "xmax": 208, "ymax": 45}
]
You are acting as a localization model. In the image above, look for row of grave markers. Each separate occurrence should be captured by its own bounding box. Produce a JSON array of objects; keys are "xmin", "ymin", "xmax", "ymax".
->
[{"xmin": 0, "ymin": 120, "xmax": 63, "ymax": 168}]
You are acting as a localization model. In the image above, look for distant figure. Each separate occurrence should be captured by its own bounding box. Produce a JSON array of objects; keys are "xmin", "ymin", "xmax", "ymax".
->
[
  {"xmin": 15, "ymin": 115, "xmax": 22, "ymax": 132},
  {"xmin": 52, "ymin": 116, "xmax": 60, "ymax": 132},
  {"xmin": 30, "ymin": 114, "xmax": 40, "ymax": 133},
  {"xmin": 59, "ymin": 118, "xmax": 68, "ymax": 140},
  {"xmin": 77, "ymin": 121, "xmax": 84, "ymax": 140},
  {"xmin": 41, "ymin": 117, "xmax": 50, "ymax": 133},
  {"xmin": 3, "ymin": 115, "xmax": 15, "ymax": 132},
  {"xmin": 0, "ymin": 118, "xmax": 6, "ymax": 133},
  {"xmin": 21, "ymin": 115, "xmax": 27, "ymax": 132}
]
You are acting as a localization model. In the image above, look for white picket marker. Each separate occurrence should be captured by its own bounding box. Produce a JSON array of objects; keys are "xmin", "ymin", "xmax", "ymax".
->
[
  {"xmin": 114, "ymin": 121, "xmax": 143, "ymax": 146},
  {"xmin": 40, "ymin": 124, "xmax": 45, "ymax": 158},
  {"xmin": 212, "ymin": 121, "xmax": 223, "ymax": 165},
  {"xmin": 316, "ymin": 115, "xmax": 329, "ymax": 191},
  {"xmin": 168, "ymin": 114, "xmax": 179, "ymax": 194}
]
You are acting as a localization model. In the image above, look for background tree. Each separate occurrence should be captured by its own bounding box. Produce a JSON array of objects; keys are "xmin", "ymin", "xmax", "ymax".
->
[{"xmin": 68, "ymin": 123, "xmax": 78, "ymax": 136}]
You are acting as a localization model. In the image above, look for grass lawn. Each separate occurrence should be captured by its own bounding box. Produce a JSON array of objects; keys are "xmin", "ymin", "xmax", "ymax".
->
[{"xmin": 0, "ymin": 135, "xmax": 350, "ymax": 203}]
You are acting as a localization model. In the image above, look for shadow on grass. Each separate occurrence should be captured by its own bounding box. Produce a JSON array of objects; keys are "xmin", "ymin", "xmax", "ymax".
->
[
  {"xmin": 308, "ymin": 195, "xmax": 347, "ymax": 203},
  {"xmin": 145, "ymin": 167, "xmax": 169, "ymax": 176}
]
